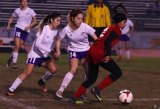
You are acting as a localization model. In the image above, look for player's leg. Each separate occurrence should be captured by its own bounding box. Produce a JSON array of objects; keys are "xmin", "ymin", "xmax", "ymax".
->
[
  {"xmin": 80, "ymin": 58, "xmax": 89, "ymax": 99},
  {"xmin": 79, "ymin": 51, "xmax": 89, "ymax": 81},
  {"xmin": 125, "ymin": 40, "xmax": 130, "ymax": 60},
  {"xmin": 56, "ymin": 52, "xmax": 79, "ymax": 99},
  {"xmin": 117, "ymin": 40, "xmax": 123, "ymax": 61},
  {"xmin": 94, "ymin": 59, "xmax": 122, "ymax": 92},
  {"xmin": 38, "ymin": 59, "xmax": 57, "ymax": 93},
  {"xmin": 6, "ymin": 38, "xmax": 24, "ymax": 68},
  {"xmin": 6, "ymin": 28, "xmax": 27, "ymax": 68},
  {"xmin": 70, "ymin": 62, "xmax": 99, "ymax": 103},
  {"xmin": 6, "ymin": 64, "xmax": 35, "ymax": 96}
]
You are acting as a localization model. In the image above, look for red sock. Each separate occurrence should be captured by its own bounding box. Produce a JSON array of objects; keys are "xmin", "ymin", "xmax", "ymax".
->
[
  {"xmin": 73, "ymin": 85, "xmax": 87, "ymax": 98},
  {"xmin": 97, "ymin": 76, "xmax": 113, "ymax": 90}
]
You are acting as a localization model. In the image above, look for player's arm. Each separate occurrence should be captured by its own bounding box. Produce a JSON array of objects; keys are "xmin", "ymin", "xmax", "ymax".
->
[
  {"xmin": 91, "ymin": 33, "xmax": 98, "ymax": 41},
  {"xmin": 25, "ymin": 16, "xmax": 37, "ymax": 31},
  {"xmin": 127, "ymin": 20, "xmax": 134, "ymax": 35},
  {"xmin": 30, "ymin": 16, "xmax": 38, "ymax": 28},
  {"xmin": 6, "ymin": 16, "xmax": 14, "ymax": 31},
  {"xmin": 54, "ymin": 36, "xmax": 62, "ymax": 58},
  {"xmin": 129, "ymin": 25, "xmax": 134, "ymax": 33},
  {"xmin": 104, "ymin": 31, "xmax": 118, "ymax": 62}
]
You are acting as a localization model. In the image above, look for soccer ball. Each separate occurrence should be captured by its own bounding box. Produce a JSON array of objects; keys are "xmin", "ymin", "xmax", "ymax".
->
[{"xmin": 118, "ymin": 89, "xmax": 133, "ymax": 104}]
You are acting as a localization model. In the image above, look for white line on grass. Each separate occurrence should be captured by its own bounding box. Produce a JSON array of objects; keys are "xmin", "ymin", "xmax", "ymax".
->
[
  {"xmin": 8, "ymin": 98, "xmax": 160, "ymax": 102},
  {"xmin": 0, "ymin": 95, "xmax": 38, "ymax": 109}
]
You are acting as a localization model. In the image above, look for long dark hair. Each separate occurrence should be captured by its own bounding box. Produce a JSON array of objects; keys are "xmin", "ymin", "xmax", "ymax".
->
[
  {"xmin": 112, "ymin": 3, "xmax": 127, "ymax": 24},
  {"xmin": 114, "ymin": 3, "xmax": 127, "ymax": 14},
  {"xmin": 38, "ymin": 12, "xmax": 61, "ymax": 34}
]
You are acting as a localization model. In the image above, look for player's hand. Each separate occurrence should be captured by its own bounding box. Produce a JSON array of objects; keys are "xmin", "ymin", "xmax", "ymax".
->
[
  {"xmin": 6, "ymin": 26, "xmax": 11, "ymax": 31},
  {"xmin": 25, "ymin": 26, "xmax": 30, "ymax": 32},
  {"xmin": 103, "ymin": 56, "xmax": 110, "ymax": 63}
]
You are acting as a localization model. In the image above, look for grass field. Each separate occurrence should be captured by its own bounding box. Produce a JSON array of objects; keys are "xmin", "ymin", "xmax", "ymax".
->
[{"xmin": 0, "ymin": 53, "xmax": 160, "ymax": 109}]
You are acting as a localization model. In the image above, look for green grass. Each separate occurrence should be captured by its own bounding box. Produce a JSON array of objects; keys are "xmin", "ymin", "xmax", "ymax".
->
[{"xmin": 0, "ymin": 53, "xmax": 160, "ymax": 109}]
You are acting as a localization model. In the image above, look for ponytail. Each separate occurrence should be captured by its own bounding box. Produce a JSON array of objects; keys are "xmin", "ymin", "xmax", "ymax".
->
[
  {"xmin": 38, "ymin": 12, "xmax": 61, "ymax": 34},
  {"xmin": 113, "ymin": 3, "xmax": 127, "ymax": 24},
  {"xmin": 38, "ymin": 15, "xmax": 50, "ymax": 34},
  {"xmin": 114, "ymin": 3, "xmax": 127, "ymax": 14}
]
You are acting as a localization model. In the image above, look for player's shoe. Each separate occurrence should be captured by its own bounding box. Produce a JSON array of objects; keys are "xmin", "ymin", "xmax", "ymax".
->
[
  {"xmin": 6, "ymin": 56, "xmax": 12, "ymax": 68},
  {"xmin": 38, "ymin": 79, "xmax": 47, "ymax": 93},
  {"xmin": 6, "ymin": 90, "xmax": 15, "ymax": 96},
  {"xmin": 6, "ymin": 57, "xmax": 18, "ymax": 69},
  {"xmin": 91, "ymin": 87, "xmax": 102, "ymax": 101},
  {"xmin": 11, "ymin": 63, "xmax": 18, "ymax": 69},
  {"xmin": 55, "ymin": 90, "xmax": 63, "ymax": 99},
  {"xmin": 69, "ymin": 97, "xmax": 83, "ymax": 104},
  {"xmin": 81, "ymin": 93, "xmax": 88, "ymax": 100},
  {"xmin": 81, "ymin": 89, "xmax": 89, "ymax": 100}
]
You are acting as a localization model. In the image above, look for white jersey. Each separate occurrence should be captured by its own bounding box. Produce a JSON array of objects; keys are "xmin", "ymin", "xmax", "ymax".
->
[
  {"xmin": 12, "ymin": 7, "xmax": 36, "ymax": 32},
  {"xmin": 121, "ymin": 19, "xmax": 134, "ymax": 35},
  {"xmin": 59, "ymin": 23, "xmax": 95, "ymax": 52},
  {"xmin": 28, "ymin": 25, "xmax": 58, "ymax": 58}
]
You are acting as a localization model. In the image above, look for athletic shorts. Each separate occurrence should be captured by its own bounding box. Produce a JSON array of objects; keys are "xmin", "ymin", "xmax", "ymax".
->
[
  {"xmin": 119, "ymin": 34, "xmax": 130, "ymax": 41},
  {"xmin": 68, "ymin": 51, "xmax": 88, "ymax": 60},
  {"xmin": 14, "ymin": 27, "xmax": 29, "ymax": 41},
  {"xmin": 26, "ymin": 57, "xmax": 51, "ymax": 67}
]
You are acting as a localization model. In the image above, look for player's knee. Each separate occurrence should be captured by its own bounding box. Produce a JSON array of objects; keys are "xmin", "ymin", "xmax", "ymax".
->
[
  {"xmin": 82, "ymin": 77, "xmax": 96, "ymax": 88},
  {"xmin": 111, "ymin": 71, "xmax": 122, "ymax": 81},
  {"xmin": 14, "ymin": 47, "xmax": 20, "ymax": 51},
  {"xmin": 50, "ymin": 66, "xmax": 57, "ymax": 74},
  {"xmin": 69, "ymin": 70, "xmax": 77, "ymax": 75}
]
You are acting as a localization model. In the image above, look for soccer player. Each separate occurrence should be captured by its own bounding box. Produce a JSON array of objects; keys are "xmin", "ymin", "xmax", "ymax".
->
[
  {"xmin": 117, "ymin": 17, "xmax": 134, "ymax": 61},
  {"xmin": 6, "ymin": 0, "xmax": 37, "ymax": 68},
  {"xmin": 55, "ymin": 9, "xmax": 97, "ymax": 99},
  {"xmin": 6, "ymin": 12, "xmax": 62, "ymax": 96},
  {"xmin": 69, "ymin": 4, "xmax": 128, "ymax": 104}
]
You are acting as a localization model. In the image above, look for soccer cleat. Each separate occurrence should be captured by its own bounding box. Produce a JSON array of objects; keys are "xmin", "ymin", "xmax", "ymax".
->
[
  {"xmin": 6, "ymin": 56, "xmax": 12, "ymax": 68},
  {"xmin": 69, "ymin": 97, "xmax": 83, "ymax": 104},
  {"xmin": 38, "ymin": 79, "xmax": 47, "ymax": 93},
  {"xmin": 6, "ymin": 57, "xmax": 18, "ymax": 69},
  {"xmin": 81, "ymin": 93, "xmax": 88, "ymax": 100},
  {"xmin": 91, "ymin": 87, "xmax": 102, "ymax": 101},
  {"xmin": 55, "ymin": 90, "xmax": 63, "ymax": 99},
  {"xmin": 11, "ymin": 63, "xmax": 18, "ymax": 69},
  {"xmin": 6, "ymin": 90, "xmax": 15, "ymax": 96}
]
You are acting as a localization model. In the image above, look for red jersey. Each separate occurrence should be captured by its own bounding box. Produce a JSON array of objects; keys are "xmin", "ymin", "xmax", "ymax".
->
[{"xmin": 88, "ymin": 24, "xmax": 121, "ymax": 64}]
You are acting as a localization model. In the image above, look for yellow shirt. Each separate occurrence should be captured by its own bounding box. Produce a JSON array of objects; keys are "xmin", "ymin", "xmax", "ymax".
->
[{"xmin": 85, "ymin": 4, "xmax": 111, "ymax": 28}]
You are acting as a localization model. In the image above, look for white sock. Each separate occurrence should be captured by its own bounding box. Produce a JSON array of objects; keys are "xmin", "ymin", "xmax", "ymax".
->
[
  {"xmin": 9, "ymin": 77, "xmax": 22, "ymax": 92},
  {"xmin": 42, "ymin": 71, "xmax": 54, "ymax": 82},
  {"xmin": 126, "ymin": 50, "xmax": 130, "ymax": 60},
  {"xmin": 59, "ymin": 72, "xmax": 73, "ymax": 92},
  {"xmin": 12, "ymin": 52, "xmax": 18, "ymax": 63}
]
